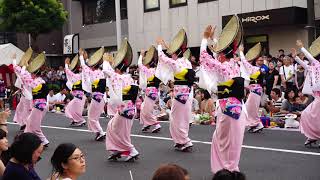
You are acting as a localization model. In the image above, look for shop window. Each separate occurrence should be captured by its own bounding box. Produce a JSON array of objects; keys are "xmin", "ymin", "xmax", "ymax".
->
[
  {"xmin": 244, "ymin": 34, "xmax": 269, "ymax": 56},
  {"xmin": 82, "ymin": 0, "xmax": 127, "ymax": 25},
  {"xmin": 144, "ymin": 0, "xmax": 160, "ymax": 12},
  {"xmin": 169, "ymin": 0, "xmax": 187, "ymax": 8},
  {"xmin": 198, "ymin": 0, "xmax": 217, "ymax": 3}
]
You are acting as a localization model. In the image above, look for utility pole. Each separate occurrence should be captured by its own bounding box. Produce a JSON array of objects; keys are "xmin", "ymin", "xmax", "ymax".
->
[
  {"xmin": 115, "ymin": 0, "xmax": 122, "ymax": 50},
  {"xmin": 307, "ymin": 0, "xmax": 316, "ymax": 46}
]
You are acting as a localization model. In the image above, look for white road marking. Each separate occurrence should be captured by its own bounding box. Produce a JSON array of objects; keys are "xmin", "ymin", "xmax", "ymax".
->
[
  {"xmin": 8, "ymin": 122, "xmax": 320, "ymax": 156},
  {"xmin": 51, "ymin": 113, "xmax": 300, "ymax": 132}
]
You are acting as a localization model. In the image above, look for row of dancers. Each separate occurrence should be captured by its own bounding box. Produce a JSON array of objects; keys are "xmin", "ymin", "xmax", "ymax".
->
[{"xmin": 12, "ymin": 15, "xmax": 320, "ymax": 173}]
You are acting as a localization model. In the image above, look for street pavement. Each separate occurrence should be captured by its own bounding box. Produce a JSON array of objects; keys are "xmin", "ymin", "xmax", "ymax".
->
[{"xmin": 6, "ymin": 112, "xmax": 320, "ymax": 180}]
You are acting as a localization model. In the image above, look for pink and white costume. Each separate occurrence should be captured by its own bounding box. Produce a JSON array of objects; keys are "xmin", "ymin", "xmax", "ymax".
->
[
  {"xmin": 80, "ymin": 56, "xmax": 106, "ymax": 138},
  {"xmin": 12, "ymin": 61, "xmax": 32, "ymax": 127},
  {"xmin": 65, "ymin": 64, "xmax": 86, "ymax": 125},
  {"xmin": 103, "ymin": 61, "xmax": 139, "ymax": 159},
  {"xmin": 295, "ymin": 48, "xmax": 320, "ymax": 142},
  {"xmin": 13, "ymin": 60, "xmax": 49, "ymax": 145},
  {"xmin": 157, "ymin": 44, "xmax": 194, "ymax": 149},
  {"xmin": 199, "ymin": 39, "xmax": 246, "ymax": 173},
  {"xmin": 239, "ymin": 51, "xmax": 264, "ymax": 130},
  {"xmin": 138, "ymin": 55, "xmax": 161, "ymax": 132}
]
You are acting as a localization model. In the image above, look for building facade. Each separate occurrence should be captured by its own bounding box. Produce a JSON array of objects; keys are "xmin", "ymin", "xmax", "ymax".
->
[
  {"xmin": 2, "ymin": 0, "xmax": 320, "ymax": 66},
  {"xmin": 63, "ymin": 0, "xmax": 128, "ymax": 55},
  {"xmin": 127, "ymin": 0, "xmax": 320, "ymax": 62}
]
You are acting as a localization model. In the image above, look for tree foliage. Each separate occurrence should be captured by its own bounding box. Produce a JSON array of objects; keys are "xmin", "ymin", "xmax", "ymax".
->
[{"xmin": 0, "ymin": 0, "xmax": 68, "ymax": 40}]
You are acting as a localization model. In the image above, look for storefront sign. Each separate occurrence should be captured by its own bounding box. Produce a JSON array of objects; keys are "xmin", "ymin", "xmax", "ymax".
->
[
  {"xmin": 242, "ymin": 15, "xmax": 270, "ymax": 23},
  {"xmin": 63, "ymin": 34, "xmax": 79, "ymax": 55},
  {"xmin": 222, "ymin": 7, "xmax": 307, "ymax": 28}
]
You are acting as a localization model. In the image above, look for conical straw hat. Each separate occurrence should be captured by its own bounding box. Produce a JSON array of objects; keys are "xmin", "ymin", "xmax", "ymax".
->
[
  {"xmin": 69, "ymin": 54, "xmax": 79, "ymax": 71},
  {"xmin": 245, "ymin": 43, "xmax": 262, "ymax": 61},
  {"xmin": 27, "ymin": 52, "xmax": 46, "ymax": 73},
  {"xmin": 183, "ymin": 48, "xmax": 191, "ymax": 60},
  {"xmin": 213, "ymin": 15, "xmax": 241, "ymax": 53},
  {"xmin": 143, "ymin": 46, "xmax": 157, "ymax": 65},
  {"xmin": 87, "ymin": 47, "xmax": 105, "ymax": 67},
  {"xmin": 113, "ymin": 39, "xmax": 133, "ymax": 68},
  {"xmin": 309, "ymin": 36, "xmax": 320, "ymax": 57},
  {"xmin": 167, "ymin": 28, "xmax": 187, "ymax": 55},
  {"xmin": 19, "ymin": 47, "xmax": 33, "ymax": 67}
]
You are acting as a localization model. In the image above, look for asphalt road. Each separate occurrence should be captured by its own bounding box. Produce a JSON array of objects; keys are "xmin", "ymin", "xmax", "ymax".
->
[{"xmin": 6, "ymin": 112, "xmax": 320, "ymax": 180}]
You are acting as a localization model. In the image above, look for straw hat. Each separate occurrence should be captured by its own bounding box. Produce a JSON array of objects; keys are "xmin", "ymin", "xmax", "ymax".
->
[
  {"xmin": 245, "ymin": 43, "xmax": 262, "ymax": 62},
  {"xmin": 87, "ymin": 47, "xmax": 105, "ymax": 67},
  {"xmin": 69, "ymin": 54, "xmax": 79, "ymax": 71},
  {"xmin": 112, "ymin": 39, "xmax": 133, "ymax": 69},
  {"xmin": 19, "ymin": 47, "xmax": 33, "ymax": 67},
  {"xmin": 167, "ymin": 28, "xmax": 188, "ymax": 55},
  {"xmin": 211, "ymin": 15, "xmax": 242, "ymax": 54},
  {"xmin": 183, "ymin": 48, "xmax": 191, "ymax": 60},
  {"xmin": 27, "ymin": 52, "xmax": 46, "ymax": 73},
  {"xmin": 143, "ymin": 46, "xmax": 157, "ymax": 65},
  {"xmin": 309, "ymin": 36, "xmax": 320, "ymax": 57}
]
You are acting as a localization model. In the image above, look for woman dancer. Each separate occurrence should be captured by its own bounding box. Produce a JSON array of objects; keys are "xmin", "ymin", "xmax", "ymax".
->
[
  {"xmin": 238, "ymin": 44, "xmax": 264, "ymax": 133},
  {"xmin": 80, "ymin": 49, "xmax": 106, "ymax": 141},
  {"xmin": 65, "ymin": 57, "xmax": 86, "ymax": 127},
  {"xmin": 103, "ymin": 40, "xmax": 140, "ymax": 162},
  {"xmin": 200, "ymin": 19, "xmax": 246, "ymax": 173},
  {"xmin": 138, "ymin": 47, "xmax": 161, "ymax": 133},
  {"xmin": 156, "ymin": 29, "xmax": 196, "ymax": 152},
  {"xmin": 12, "ymin": 54, "xmax": 32, "ymax": 131},
  {"xmin": 293, "ymin": 40, "xmax": 320, "ymax": 147},
  {"xmin": 13, "ymin": 52, "xmax": 50, "ymax": 146}
]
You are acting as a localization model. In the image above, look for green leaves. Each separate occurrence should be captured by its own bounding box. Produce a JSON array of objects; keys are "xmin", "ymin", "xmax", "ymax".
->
[{"xmin": 0, "ymin": 0, "xmax": 68, "ymax": 39}]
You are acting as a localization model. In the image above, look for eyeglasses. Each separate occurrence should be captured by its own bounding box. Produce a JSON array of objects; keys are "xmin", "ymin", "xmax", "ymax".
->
[{"xmin": 69, "ymin": 154, "xmax": 85, "ymax": 161}]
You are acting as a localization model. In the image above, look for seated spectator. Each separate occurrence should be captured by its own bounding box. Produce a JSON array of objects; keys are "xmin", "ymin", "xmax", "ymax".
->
[
  {"xmin": 281, "ymin": 90, "xmax": 300, "ymax": 116},
  {"xmin": 297, "ymin": 90, "xmax": 312, "ymax": 107},
  {"xmin": 290, "ymin": 96, "xmax": 306, "ymax": 112},
  {"xmin": 194, "ymin": 89, "xmax": 202, "ymax": 106},
  {"xmin": 200, "ymin": 90, "xmax": 215, "ymax": 116},
  {"xmin": 54, "ymin": 88, "xmax": 67, "ymax": 112},
  {"xmin": 212, "ymin": 169, "xmax": 246, "ymax": 180},
  {"xmin": 0, "ymin": 129, "xmax": 9, "ymax": 176},
  {"xmin": 47, "ymin": 90, "xmax": 57, "ymax": 112},
  {"xmin": 50, "ymin": 143, "xmax": 86, "ymax": 180},
  {"xmin": 265, "ymin": 88, "xmax": 283, "ymax": 115},
  {"xmin": 152, "ymin": 164, "xmax": 186, "ymax": 180},
  {"xmin": 165, "ymin": 89, "xmax": 174, "ymax": 110},
  {"xmin": 2, "ymin": 133, "xmax": 44, "ymax": 180}
]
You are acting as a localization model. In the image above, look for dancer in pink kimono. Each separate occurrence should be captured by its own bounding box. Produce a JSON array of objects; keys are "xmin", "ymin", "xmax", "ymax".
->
[
  {"xmin": 64, "ymin": 58, "xmax": 86, "ymax": 127},
  {"xmin": 138, "ymin": 48, "xmax": 161, "ymax": 133},
  {"xmin": 80, "ymin": 49, "xmax": 106, "ymax": 141},
  {"xmin": 200, "ymin": 23, "xmax": 246, "ymax": 174},
  {"xmin": 239, "ymin": 45, "xmax": 264, "ymax": 133},
  {"xmin": 12, "ymin": 55, "xmax": 32, "ymax": 131},
  {"xmin": 293, "ymin": 40, "xmax": 320, "ymax": 147},
  {"xmin": 156, "ymin": 31, "xmax": 196, "ymax": 152},
  {"xmin": 13, "ymin": 53, "xmax": 50, "ymax": 146},
  {"xmin": 103, "ymin": 48, "xmax": 139, "ymax": 162}
]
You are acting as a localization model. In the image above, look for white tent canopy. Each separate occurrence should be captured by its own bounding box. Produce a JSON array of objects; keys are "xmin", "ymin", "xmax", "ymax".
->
[{"xmin": 0, "ymin": 43, "xmax": 24, "ymax": 66}]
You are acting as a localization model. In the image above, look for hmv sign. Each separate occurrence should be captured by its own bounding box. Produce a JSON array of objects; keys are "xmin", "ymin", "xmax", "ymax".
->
[{"xmin": 222, "ymin": 7, "xmax": 307, "ymax": 28}]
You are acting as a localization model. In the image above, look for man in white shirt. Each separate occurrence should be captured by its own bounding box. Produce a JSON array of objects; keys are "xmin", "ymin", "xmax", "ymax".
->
[
  {"xmin": 54, "ymin": 88, "xmax": 67, "ymax": 112},
  {"xmin": 47, "ymin": 90, "xmax": 57, "ymax": 111},
  {"xmin": 279, "ymin": 56, "xmax": 295, "ymax": 91}
]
